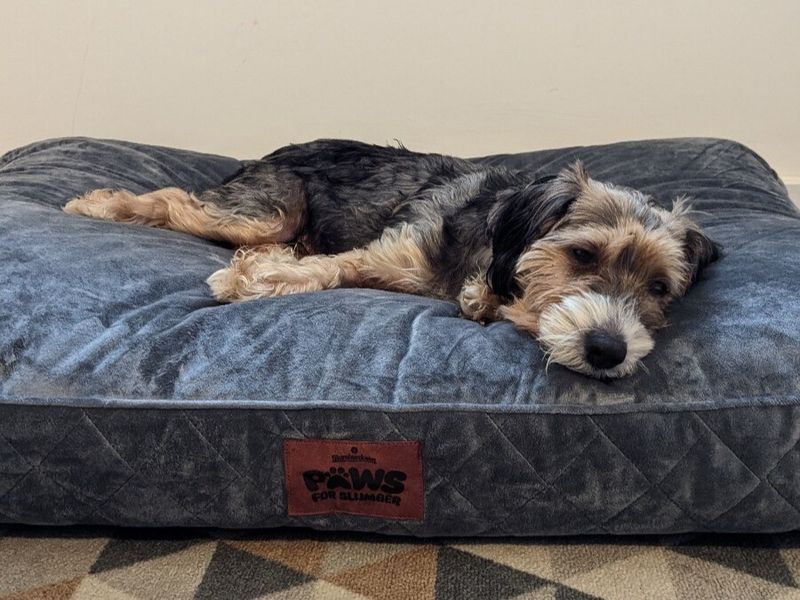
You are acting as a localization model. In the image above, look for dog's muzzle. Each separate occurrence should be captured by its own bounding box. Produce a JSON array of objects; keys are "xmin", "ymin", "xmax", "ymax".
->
[{"xmin": 537, "ymin": 292, "xmax": 654, "ymax": 378}]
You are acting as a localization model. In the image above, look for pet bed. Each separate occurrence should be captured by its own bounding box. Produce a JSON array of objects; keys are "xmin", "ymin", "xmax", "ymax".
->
[{"xmin": 0, "ymin": 137, "xmax": 798, "ymax": 536}]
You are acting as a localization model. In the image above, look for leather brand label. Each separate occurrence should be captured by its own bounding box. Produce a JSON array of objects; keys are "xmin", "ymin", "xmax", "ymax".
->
[{"xmin": 283, "ymin": 439, "xmax": 424, "ymax": 521}]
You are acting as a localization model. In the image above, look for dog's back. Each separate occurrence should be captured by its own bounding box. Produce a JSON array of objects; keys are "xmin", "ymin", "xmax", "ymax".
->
[{"xmin": 247, "ymin": 139, "xmax": 503, "ymax": 253}]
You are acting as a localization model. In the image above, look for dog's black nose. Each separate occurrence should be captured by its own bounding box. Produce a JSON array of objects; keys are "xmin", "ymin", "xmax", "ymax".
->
[{"xmin": 584, "ymin": 330, "xmax": 627, "ymax": 370}]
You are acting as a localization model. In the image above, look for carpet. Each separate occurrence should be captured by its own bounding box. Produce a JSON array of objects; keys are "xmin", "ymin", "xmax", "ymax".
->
[{"xmin": 2, "ymin": 527, "xmax": 800, "ymax": 599}]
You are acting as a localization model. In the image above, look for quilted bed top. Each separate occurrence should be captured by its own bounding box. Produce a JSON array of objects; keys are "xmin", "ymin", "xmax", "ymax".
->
[{"xmin": 1, "ymin": 137, "xmax": 799, "ymax": 409}]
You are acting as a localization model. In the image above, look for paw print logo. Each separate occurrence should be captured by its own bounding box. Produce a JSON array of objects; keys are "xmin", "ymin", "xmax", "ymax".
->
[{"xmin": 326, "ymin": 467, "xmax": 352, "ymax": 490}]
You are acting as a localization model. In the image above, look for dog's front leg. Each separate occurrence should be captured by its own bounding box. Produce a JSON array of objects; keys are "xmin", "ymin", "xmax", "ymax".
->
[{"xmin": 208, "ymin": 224, "xmax": 438, "ymax": 302}]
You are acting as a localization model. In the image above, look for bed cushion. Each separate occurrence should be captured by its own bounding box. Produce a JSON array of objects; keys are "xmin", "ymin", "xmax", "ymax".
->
[{"xmin": 0, "ymin": 137, "xmax": 798, "ymax": 536}]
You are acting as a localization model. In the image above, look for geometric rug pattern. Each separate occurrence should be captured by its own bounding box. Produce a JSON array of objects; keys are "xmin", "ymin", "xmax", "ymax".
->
[{"xmin": 3, "ymin": 526, "xmax": 800, "ymax": 599}]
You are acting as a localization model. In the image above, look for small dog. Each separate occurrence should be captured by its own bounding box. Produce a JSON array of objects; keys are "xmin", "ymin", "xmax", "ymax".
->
[{"xmin": 64, "ymin": 139, "xmax": 720, "ymax": 378}]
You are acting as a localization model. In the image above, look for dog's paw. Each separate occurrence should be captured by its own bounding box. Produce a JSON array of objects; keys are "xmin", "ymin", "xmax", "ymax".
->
[
  {"xmin": 207, "ymin": 247, "xmax": 338, "ymax": 302},
  {"xmin": 458, "ymin": 275, "xmax": 500, "ymax": 322},
  {"xmin": 63, "ymin": 189, "xmax": 136, "ymax": 220}
]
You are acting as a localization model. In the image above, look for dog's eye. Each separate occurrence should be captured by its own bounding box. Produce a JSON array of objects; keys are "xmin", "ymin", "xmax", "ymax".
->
[
  {"xmin": 571, "ymin": 248, "xmax": 595, "ymax": 264},
  {"xmin": 649, "ymin": 280, "xmax": 669, "ymax": 297}
]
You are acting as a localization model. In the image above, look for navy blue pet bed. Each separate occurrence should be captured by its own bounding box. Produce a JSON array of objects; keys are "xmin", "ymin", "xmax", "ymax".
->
[{"xmin": 0, "ymin": 137, "xmax": 799, "ymax": 536}]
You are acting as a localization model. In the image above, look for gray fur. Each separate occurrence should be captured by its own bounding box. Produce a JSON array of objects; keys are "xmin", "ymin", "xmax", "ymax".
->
[{"xmin": 198, "ymin": 139, "xmax": 530, "ymax": 296}]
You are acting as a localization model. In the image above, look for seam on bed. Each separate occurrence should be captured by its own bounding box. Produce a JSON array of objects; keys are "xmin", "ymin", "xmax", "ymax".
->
[{"xmin": 2, "ymin": 394, "xmax": 799, "ymax": 415}]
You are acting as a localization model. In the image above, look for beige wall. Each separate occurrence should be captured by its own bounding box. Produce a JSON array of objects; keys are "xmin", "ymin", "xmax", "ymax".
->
[{"xmin": 2, "ymin": 1, "xmax": 798, "ymax": 181}]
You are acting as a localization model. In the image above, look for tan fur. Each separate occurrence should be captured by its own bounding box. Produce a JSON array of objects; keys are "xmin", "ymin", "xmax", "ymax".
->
[
  {"xmin": 458, "ymin": 274, "xmax": 501, "ymax": 322},
  {"xmin": 207, "ymin": 224, "xmax": 438, "ymax": 302},
  {"xmin": 64, "ymin": 187, "xmax": 302, "ymax": 246},
  {"xmin": 207, "ymin": 245, "xmax": 332, "ymax": 302},
  {"xmin": 343, "ymin": 224, "xmax": 439, "ymax": 294},
  {"xmin": 498, "ymin": 188, "xmax": 692, "ymax": 339}
]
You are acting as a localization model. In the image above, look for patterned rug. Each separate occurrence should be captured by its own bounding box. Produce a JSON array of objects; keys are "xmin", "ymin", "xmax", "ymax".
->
[{"xmin": 2, "ymin": 526, "xmax": 800, "ymax": 599}]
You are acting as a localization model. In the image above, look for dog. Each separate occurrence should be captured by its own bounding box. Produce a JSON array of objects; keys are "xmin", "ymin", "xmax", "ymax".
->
[{"xmin": 63, "ymin": 139, "xmax": 721, "ymax": 378}]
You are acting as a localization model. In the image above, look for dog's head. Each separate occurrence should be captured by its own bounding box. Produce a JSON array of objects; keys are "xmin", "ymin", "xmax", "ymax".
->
[{"xmin": 488, "ymin": 161, "xmax": 721, "ymax": 378}]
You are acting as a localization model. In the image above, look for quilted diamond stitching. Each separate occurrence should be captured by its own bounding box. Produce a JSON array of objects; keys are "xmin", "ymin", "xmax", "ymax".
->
[
  {"xmin": 424, "ymin": 476, "xmax": 492, "ymax": 534},
  {"xmin": 278, "ymin": 410, "xmax": 308, "ymax": 439},
  {"xmin": 484, "ymin": 414, "xmax": 612, "ymax": 533},
  {"xmin": 181, "ymin": 412, "xmax": 291, "ymax": 521},
  {"xmin": 491, "ymin": 487, "xmax": 599, "ymax": 534},
  {"xmin": 0, "ymin": 412, "xmax": 139, "ymax": 522},
  {"xmin": 380, "ymin": 412, "xmax": 490, "ymax": 529},
  {"xmin": 537, "ymin": 428, "xmax": 603, "ymax": 486},
  {"xmin": 30, "ymin": 413, "xmax": 137, "ymax": 516},
  {"xmin": 82, "ymin": 472, "xmax": 138, "ymax": 522},
  {"xmin": 1, "ymin": 402, "xmax": 799, "ymax": 533},
  {"xmin": 80, "ymin": 410, "xmax": 212, "ymax": 525},
  {"xmin": 548, "ymin": 430, "xmax": 651, "ymax": 523},
  {"xmin": 0, "ymin": 414, "xmax": 86, "ymax": 508},
  {"xmin": 0, "ymin": 427, "xmax": 28, "ymax": 466},
  {"xmin": 127, "ymin": 415, "xmax": 245, "ymax": 517},
  {"xmin": 595, "ymin": 436, "xmax": 704, "ymax": 529},
  {"xmin": 764, "ymin": 434, "xmax": 800, "ymax": 517},
  {"xmin": 695, "ymin": 411, "xmax": 800, "ymax": 524},
  {"xmin": 594, "ymin": 412, "xmax": 764, "ymax": 527},
  {"xmin": 444, "ymin": 439, "xmax": 551, "ymax": 521},
  {"xmin": 587, "ymin": 415, "xmax": 716, "ymax": 526},
  {"xmin": 183, "ymin": 413, "xmax": 265, "ymax": 489},
  {"xmin": 0, "ymin": 426, "xmax": 32, "ymax": 498},
  {"xmin": 688, "ymin": 412, "xmax": 769, "ymax": 520}
]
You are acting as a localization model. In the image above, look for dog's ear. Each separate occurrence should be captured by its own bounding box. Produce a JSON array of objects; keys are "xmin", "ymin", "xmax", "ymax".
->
[
  {"xmin": 488, "ymin": 162, "xmax": 586, "ymax": 299},
  {"xmin": 553, "ymin": 160, "xmax": 590, "ymax": 195},
  {"xmin": 684, "ymin": 226, "xmax": 722, "ymax": 285}
]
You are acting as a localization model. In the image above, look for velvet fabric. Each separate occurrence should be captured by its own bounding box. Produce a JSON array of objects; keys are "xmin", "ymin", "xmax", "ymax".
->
[{"xmin": 0, "ymin": 137, "xmax": 798, "ymax": 535}]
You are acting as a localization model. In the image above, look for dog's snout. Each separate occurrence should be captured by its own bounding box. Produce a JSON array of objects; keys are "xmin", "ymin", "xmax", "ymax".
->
[{"xmin": 584, "ymin": 330, "xmax": 627, "ymax": 370}]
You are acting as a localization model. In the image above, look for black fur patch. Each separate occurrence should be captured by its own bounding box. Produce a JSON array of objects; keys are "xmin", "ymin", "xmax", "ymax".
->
[
  {"xmin": 487, "ymin": 176, "xmax": 574, "ymax": 299},
  {"xmin": 685, "ymin": 228, "xmax": 723, "ymax": 284}
]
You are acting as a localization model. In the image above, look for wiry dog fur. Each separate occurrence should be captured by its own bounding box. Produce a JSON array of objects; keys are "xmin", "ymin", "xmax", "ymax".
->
[{"xmin": 64, "ymin": 139, "xmax": 721, "ymax": 378}]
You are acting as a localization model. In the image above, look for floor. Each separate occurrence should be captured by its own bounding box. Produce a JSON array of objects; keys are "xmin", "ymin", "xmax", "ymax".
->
[{"xmin": 4, "ymin": 526, "xmax": 800, "ymax": 600}]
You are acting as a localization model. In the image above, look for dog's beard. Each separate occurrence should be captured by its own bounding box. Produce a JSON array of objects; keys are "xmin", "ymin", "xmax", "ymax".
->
[{"xmin": 537, "ymin": 292, "xmax": 654, "ymax": 378}]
